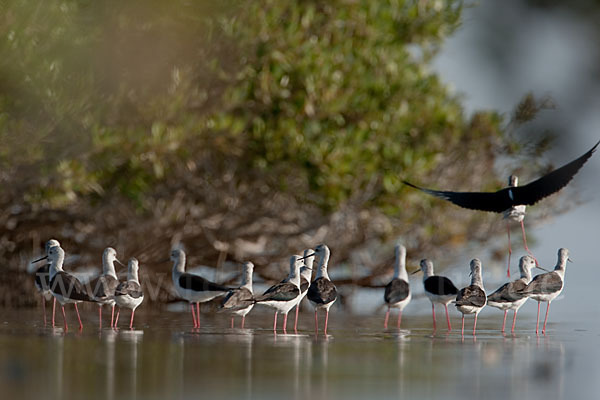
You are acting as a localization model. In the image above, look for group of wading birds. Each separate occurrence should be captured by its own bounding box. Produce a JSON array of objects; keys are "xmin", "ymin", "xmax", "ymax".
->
[{"xmin": 30, "ymin": 140, "xmax": 598, "ymax": 336}]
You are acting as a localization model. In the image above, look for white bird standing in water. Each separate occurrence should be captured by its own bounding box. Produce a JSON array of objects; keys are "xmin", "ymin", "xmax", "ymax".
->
[
  {"xmin": 33, "ymin": 239, "xmax": 60, "ymax": 326},
  {"xmin": 89, "ymin": 247, "xmax": 124, "ymax": 328},
  {"xmin": 114, "ymin": 258, "xmax": 144, "ymax": 329},
  {"xmin": 221, "ymin": 261, "xmax": 255, "ymax": 329},
  {"xmin": 383, "ymin": 243, "xmax": 411, "ymax": 329},
  {"xmin": 455, "ymin": 259, "xmax": 487, "ymax": 336},
  {"xmin": 307, "ymin": 244, "xmax": 338, "ymax": 336}
]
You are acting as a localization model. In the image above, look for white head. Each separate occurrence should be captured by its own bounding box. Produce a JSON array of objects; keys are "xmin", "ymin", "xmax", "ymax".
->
[
  {"xmin": 556, "ymin": 248, "xmax": 570, "ymax": 270},
  {"xmin": 394, "ymin": 243, "xmax": 408, "ymax": 280},
  {"xmin": 469, "ymin": 258, "xmax": 483, "ymax": 286},
  {"xmin": 128, "ymin": 257, "xmax": 140, "ymax": 282},
  {"xmin": 313, "ymin": 244, "xmax": 331, "ymax": 279},
  {"xmin": 419, "ymin": 259, "xmax": 434, "ymax": 279},
  {"xmin": 518, "ymin": 255, "xmax": 537, "ymax": 281},
  {"xmin": 241, "ymin": 261, "xmax": 254, "ymax": 289},
  {"xmin": 102, "ymin": 247, "xmax": 122, "ymax": 278},
  {"xmin": 302, "ymin": 249, "xmax": 315, "ymax": 270},
  {"xmin": 170, "ymin": 249, "xmax": 187, "ymax": 273},
  {"xmin": 45, "ymin": 239, "xmax": 60, "ymax": 254},
  {"xmin": 508, "ymin": 175, "xmax": 518, "ymax": 187},
  {"xmin": 288, "ymin": 255, "xmax": 303, "ymax": 285},
  {"xmin": 47, "ymin": 246, "xmax": 66, "ymax": 277}
]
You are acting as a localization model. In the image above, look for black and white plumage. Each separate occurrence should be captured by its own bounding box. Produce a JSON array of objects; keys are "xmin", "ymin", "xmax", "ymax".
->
[
  {"xmin": 255, "ymin": 255, "xmax": 303, "ymax": 334},
  {"xmin": 418, "ymin": 259, "xmax": 458, "ymax": 332},
  {"xmin": 403, "ymin": 141, "xmax": 598, "ymax": 278},
  {"xmin": 221, "ymin": 261, "xmax": 255, "ymax": 329},
  {"xmin": 33, "ymin": 245, "xmax": 94, "ymax": 331},
  {"xmin": 33, "ymin": 239, "xmax": 60, "ymax": 326},
  {"xmin": 89, "ymin": 247, "xmax": 124, "ymax": 328},
  {"xmin": 170, "ymin": 249, "xmax": 231, "ymax": 329},
  {"xmin": 383, "ymin": 243, "xmax": 411, "ymax": 329},
  {"xmin": 487, "ymin": 255, "xmax": 538, "ymax": 333},
  {"xmin": 114, "ymin": 258, "xmax": 144, "ymax": 329},
  {"xmin": 307, "ymin": 244, "xmax": 338, "ymax": 335},
  {"xmin": 518, "ymin": 248, "xmax": 570, "ymax": 335},
  {"xmin": 455, "ymin": 259, "xmax": 487, "ymax": 336},
  {"xmin": 283, "ymin": 249, "xmax": 314, "ymax": 333}
]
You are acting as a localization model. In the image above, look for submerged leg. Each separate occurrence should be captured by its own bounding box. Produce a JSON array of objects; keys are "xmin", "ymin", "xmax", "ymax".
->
[
  {"xmin": 42, "ymin": 295, "xmax": 47, "ymax": 326},
  {"xmin": 241, "ymin": 316, "xmax": 246, "ymax": 329},
  {"xmin": 397, "ymin": 311, "xmax": 403, "ymax": 329},
  {"xmin": 111, "ymin": 305, "xmax": 115, "ymax": 328},
  {"xmin": 384, "ymin": 308, "xmax": 390, "ymax": 329},
  {"xmin": 52, "ymin": 298, "xmax": 56, "ymax": 327},
  {"xmin": 129, "ymin": 309, "xmax": 135, "ymax": 329},
  {"xmin": 273, "ymin": 311, "xmax": 278, "ymax": 333},
  {"xmin": 473, "ymin": 314, "xmax": 478, "ymax": 336},
  {"xmin": 190, "ymin": 303, "xmax": 197, "ymax": 328},
  {"xmin": 61, "ymin": 305, "xmax": 68, "ymax": 331},
  {"xmin": 431, "ymin": 303, "xmax": 437, "ymax": 332},
  {"xmin": 314, "ymin": 309, "xmax": 319, "ymax": 336},
  {"xmin": 444, "ymin": 303, "xmax": 452, "ymax": 332},
  {"xmin": 98, "ymin": 306, "xmax": 102, "ymax": 329},
  {"xmin": 324, "ymin": 310, "xmax": 330, "ymax": 335},
  {"xmin": 501, "ymin": 310, "xmax": 507, "ymax": 333},
  {"xmin": 294, "ymin": 306, "xmax": 300, "ymax": 333},
  {"xmin": 461, "ymin": 315, "xmax": 465, "ymax": 336},
  {"xmin": 542, "ymin": 302, "xmax": 551, "ymax": 335},
  {"xmin": 74, "ymin": 304, "xmax": 83, "ymax": 330},
  {"xmin": 535, "ymin": 301, "xmax": 541, "ymax": 335},
  {"xmin": 196, "ymin": 303, "xmax": 201, "ymax": 328},
  {"xmin": 115, "ymin": 309, "xmax": 120, "ymax": 327},
  {"xmin": 231, "ymin": 317, "xmax": 234, "ymax": 329},
  {"xmin": 283, "ymin": 313, "xmax": 288, "ymax": 334},
  {"xmin": 511, "ymin": 310, "xmax": 518, "ymax": 333}
]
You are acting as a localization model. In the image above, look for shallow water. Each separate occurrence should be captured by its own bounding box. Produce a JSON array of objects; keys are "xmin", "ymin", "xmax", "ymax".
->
[{"xmin": 1, "ymin": 306, "xmax": 598, "ymax": 400}]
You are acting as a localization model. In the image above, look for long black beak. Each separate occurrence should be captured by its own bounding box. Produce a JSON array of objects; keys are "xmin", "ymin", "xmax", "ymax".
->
[
  {"xmin": 31, "ymin": 255, "xmax": 48, "ymax": 264},
  {"xmin": 115, "ymin": 258, "xmax": 126, "ymax": 267},
  {"xmin": 536, "ymin": 265, "xmax": 551, "ymax": 272},
  {"xmin": 411, "ymin": 269, "xmax": 421, "ymax": 275},
  {"xmin": 299, "ymin": 253, "xmax": 316, "ymax": 260},
  {"xmin": 568, "ymin": 258, "xmax": 573, "ymax": 263}
]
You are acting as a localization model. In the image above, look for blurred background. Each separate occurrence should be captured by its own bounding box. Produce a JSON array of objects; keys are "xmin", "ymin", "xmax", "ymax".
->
[{"xmin": 1, "ymin": 0, "xmax": 598, "ymax": 310}]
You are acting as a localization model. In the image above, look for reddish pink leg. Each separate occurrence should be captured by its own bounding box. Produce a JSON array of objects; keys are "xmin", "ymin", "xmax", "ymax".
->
[
  {"xmin": 384, "ymin": 308, "xmax": 390, "ymax": 329},
  {"xmin": 241, "ymin": 316, "xmax": 246, "ymax": 329},
  {"xmin": 231, "ymin": 317, "xmax": 234, "ymax": 329},
  {"xmin": 111, "ymin": 305, "xmax": 115, "ymax": 328},
  {"xmin": 507, "ymin": 221, "xmax": 512, "ymax": 278},
  {"xmin": 444, "ymin": 304, "xmax": 452, "ymax": 332},
  {"xmin": 283, "ymin": 313, "xmax": 288, "ymax": 334},
  {"xmin": 52, "ymin": 299, "xmax": 56, "ymax": 327},
  {"xmin": 61, "ymin": 306, "xmax": 68, "ymax": 332},
  {"xmin": 397, "ymin": 311, "xmax": 402, "ymax": 329},
  {"xmin": 115, "ymin": 309, "xmax": 120, "ymax": 327},
  {"xmin": 98, "ymin": 306, "xmax": 102, "ymax": 328},
  {"xmin": 431, "ymin": 303, "xmax": 437, "ymax": 332},
  {"xmin": 42, "ymin": 295, "xmax": 47, "ymax": 326},
  {"xmin": 473, "ymin": 314, "xmax": 478, "ymax": 336},
  {"xmin": 511, "ymin": 310, "xmax": 518, "ymax": 333},
  {"xmin": 501, "ymin": 310, "xmax": 507, "ymax": 333},
  {"xmin": 324, "ymin": 310, "xmax": 330, "ymax": 335},
  {"xmin": 535, "ymin": 301, "xmax": 541, "ymax": 335},
  {"xmin": 190, "ymin": 304, "xmax": 197, "ymax": 328},
  {"xmin": 129, "ymin": 309, "xmax": 135, "ymax": 329},
  {"xmin": 196, "ymin": 303, "xmax": 201, "ymax": 328},
  {"xmin": 273, "ymin": 311, "xmax": 278, "ymax": 333},
  {"xmin": 314, "ymin": 310, "xmax": 319, "ymax": 335},
  {"xmin": 461, "ymin": 315, "xmax": 465, "ymax": 336},
  {"xmin": 74, "ymin": 304, "xmax": 83, "ymax": 330},
  {"xmin": 542, "ymin": 302, "xmax": 551, "ymax": 335},
  {"xmin": 294, "ymin": 306, "xmax": 299, "ymax": 333}
]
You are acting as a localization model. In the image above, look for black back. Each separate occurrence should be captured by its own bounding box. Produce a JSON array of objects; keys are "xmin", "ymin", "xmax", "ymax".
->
[
  {"xmin": 307, "ymin": 277, "xmax": 337, "ymax": 305},
  {"xmin": 50, "ymin": 272, "xmax": 94, "ymax": 302},
  {"xmin": 221, "ymin": 287, "xmax": 254, "ymax": 309},
  {"xmin": 91, "ymin": 275, "xmax": 119, "ymax": 300},
  {"xmin": 424, "ymin": 276, "xmax": 458, "ymax": 296},
  {"xmin": 402, "ymin": 140, "xmax": 598, "ymax": 212},
  {"xmin": 300, "ymin": 277, "xmax": 310, "ymax": 293},
  {"xmin": 178, "ymin": 273, "xmax": 230, "ymax": 292},
  {"xmin": 523, "ymin": 272, "xmax": 563, "ymax": 295},
  {"xmin": 255, "ymin": 282, "xmax": 300, "ymax": 302},
  {"xmin": 487, "ymin": 280, "xmax": 527, "ymax": 303},
  {"xmin": 456, "ymin": 285, "xmax": 486, "ymax": 307},
  {"xmin": 35, "ymin": 264, "xmax": 51, "ymax": 292},
  {"xmin": 115, "ymin": 281, "xmax": 143, "ymax": 299},
  {"xmin": 384, "ymin": 278, "xmax": 410, "ymax": 304}
]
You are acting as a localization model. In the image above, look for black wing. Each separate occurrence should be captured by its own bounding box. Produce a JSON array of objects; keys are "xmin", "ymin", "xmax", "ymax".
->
[
  {"xmin": 307, "ymin": 278, "xmax": 338, "ymax": 305},
  {"xmin": 91, "ymin": 275, "xmax": 120, "ymax": 299},
  {"xmin": 300, "ymin": 278, "xmax": 310, "ymax": 292},
  {"xmin": 221, "ymin": 287, "xmax": 254, "ymax": 309},
  {"xmin": 512, "ymin": 140, "xmax": 599, "ymax": 205},
  {"xmin": 403, "ymin": 181, "xmax": 514, "ymax": 213},
  {"xmin": 115, "ymin": 281, "xmax": 143, "ymax": 299},
  {"xmin": 179, "ymin": 273, "xmax": 230, "ymax": 292},
  {"xmin": 50, "ymin": 272, "xmax": 94, "ymax": 302},
  {"xmin": 424, "ymin": 276, "xmax": 458, "ymax": 296},
  {"xmin": 35, "ymin": 264, "xmax": 51, "ymax": 291},
  {"xmin": 522, "ymin": 272, "xmax": 563, "ymax": 295},
  {"xmin": 456, "ymin": 285, "xmax": 486, "ymax": 307},
  {"xmin": 384, "ymin": 278, "xmax": 410, "ymax": 304},
  {"xmin": 487, "ymin": 280, "xmax": 527, "ymax": 303},
  {"xmin": 255, "ymin": 282, "xmax": 300, "ymax": 302}
]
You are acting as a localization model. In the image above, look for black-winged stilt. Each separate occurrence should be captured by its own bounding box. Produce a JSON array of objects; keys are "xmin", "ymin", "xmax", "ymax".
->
[
  {"xmin": 89, "ymin": 247, "xmax": 124, "ymax": 328},
  {"xmin": 282, "ymin": 249, "xmax": 314, "ymax": 333},
  {"xmin": 170, "ymin": 249, "xmax": 231, "ymax": 329},
  {"xmin": 455, "ymin": 259, "xmax": 487, "ymax": 336},
  {"xmin": 221, "ymin": 261, "xmax": 255, "ymax": 329},
  {"xmin": 415, "ymin": 259, "xmax": 458, "ymax": 332},
  {"xmin": 113, "ymin": 258, "xmax": 144, "ymax": 329},
  {"xmin": 33, "ymin": 239, "xmax": 60, "ymax": 326},
  {"xmin": 403, "ymin": 141, "xmax": 598, "ymax": 277},
  {"xmin": 383, "ymin": 243, "xmax": 411, "ymax": 329},
  {"xmin": 306, "ymin": 244, "xmax": 338, "ymax": 336}
]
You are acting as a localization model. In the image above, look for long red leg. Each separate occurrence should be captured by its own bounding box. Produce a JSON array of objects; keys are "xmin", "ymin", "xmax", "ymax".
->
[
  {"xmin": 241, "ymin": 316, "xmax": 246, "ymax": 329},
  {"xmin": 324, "ymin": 310, "xmax": 330, "ymax": 335},
  {"xmin": 283, "ymin": 313, "xmax": 288, "ymax": 334},
  {"xmin": 42, "ymin": 295, "xmax": 47, "ymax": 326},
  {"xmin": 294, "ymin": 306, "xmax": 299, "ymax": 333},
  {"xmin": 115, "ymin": 309, "xmax": 120, "ymax": 327},
  {"xmin": 473, "ymin": 314, "xmax": 478, "ymax": 336},
  {"xmin": 444, "ymin": 304, "xmax": 452, "ymax": 332},
  {"xmin": 535, "ymin": 301, "xmax": 541, "ymax": 335},
  {"xmin": 74, "ymin": 304, "xmax": 83, "ymax": 330},
  {"xmin": 314, "ymin": 310, "xmax": 319, "ymax": 335},
  {"xmin": 502, "ymin": 310, "xmax": 507, "ymax": 332},
  {"xmin": 231, "ymin": 317, "xmax": 234, "ymax": 329},
  {"xmin": 61, "ymin": 305, "xmax": 68, "ymax": 332},
  {"xmin": 507, "ymin": 221, "xmax": 512, "ymax": 278},
  {"xmin": 511, "ymin": 310, "xmax": 518, "ymax": 333},
  {"xmin": 52, "ymin": 299, "xmax": 56, "ymax": 327},
  {"xmin": 98, "ymin": 306, "xmax": 102, "ymax": 329},
  {"xmin": 190, "ymin": 304, "xmax": 197, "ymax": 328},
  {"xmin": 431, "ymin": 303, "xmax": 437, "ymax": 332},
  {"xmin": 384, "ymin": 308, "xmax": 390, "ymax": 329},
  {"xmin": 397, "ymin": 311, "xmax": 402, "ymax": 329},
  {"xmin": 461, "ymin": 315, "xmax": 465, "ymax": 336},
  {"xmin": 111, "ymin": 305, "xmax": 115, "ymax": 328},
  {"xmin": 196, "ymin": 303, "xmax": 201, "ymax": 328},
  {"xmin": 129, "ymin": 309, "xmax": 135, "ymax": 329},
  {"xmin": 542, "ymin": 302, "xmax": 551, "ymax": 335},
  {"xmin": 273, "ymin": 311, "xmax": 278, "ymax": 333}
]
